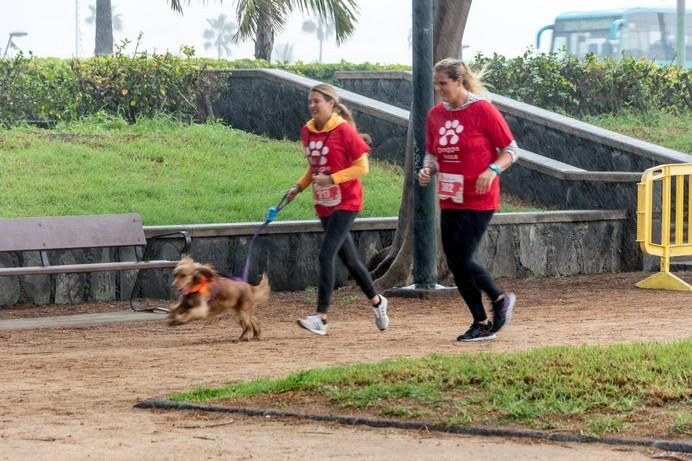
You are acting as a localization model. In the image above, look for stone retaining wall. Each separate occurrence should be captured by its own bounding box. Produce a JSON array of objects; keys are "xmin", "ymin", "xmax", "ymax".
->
[{"xmin": 0, "ymin": 211, "xmax": 627, "ymax": 306}]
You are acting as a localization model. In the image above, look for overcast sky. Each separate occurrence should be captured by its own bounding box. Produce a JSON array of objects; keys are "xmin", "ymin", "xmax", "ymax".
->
[{"xmin": 0, "ymin": 0, "xmax": 682, "ymax": 63}]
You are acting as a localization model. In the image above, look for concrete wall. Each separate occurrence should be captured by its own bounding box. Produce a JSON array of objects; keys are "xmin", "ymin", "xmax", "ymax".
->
[{"xmin": 0, "ymin": 211, "xmax": 627, "ymax": 307}]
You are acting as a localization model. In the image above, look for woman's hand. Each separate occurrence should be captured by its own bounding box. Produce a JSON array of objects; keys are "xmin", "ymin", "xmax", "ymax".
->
[
  {"xmin": 286, "ymin": 184, "xmax": 302, "ymax": 201},
  {"xmin": 313, "ymin": 173, "xmax": 333, "ymax": 187},
  {"xmin": 418, "ymin": 167, "xmax": 434, "ymax": 187},
  {"xmin": 475, "ymin": 169, "xmax": 497, "ymax": 194}
]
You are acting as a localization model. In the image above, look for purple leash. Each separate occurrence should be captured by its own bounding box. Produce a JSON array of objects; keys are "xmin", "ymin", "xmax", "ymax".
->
[{"xmin": 240, "ymin": 194, "xmax": 291, "ymax": 282}]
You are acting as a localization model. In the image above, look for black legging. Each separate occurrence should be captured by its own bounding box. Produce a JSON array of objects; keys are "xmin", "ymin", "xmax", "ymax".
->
[
  {"xmin": 317, "ymin": 210, "xmax": 377, "ymax": 313},
  {"xmin": 440, "ymin": 209, "xmax": 502, "ymax": 323}
]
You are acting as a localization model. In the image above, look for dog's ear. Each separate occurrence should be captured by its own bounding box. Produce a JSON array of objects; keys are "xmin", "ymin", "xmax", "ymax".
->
[
  {"xmin": 176, "ymin": 256, "xmax": 194, "ymax": 270},
  {"xmin": 194, "ymin": 264, "xmax": 217, "ymax": 280}
]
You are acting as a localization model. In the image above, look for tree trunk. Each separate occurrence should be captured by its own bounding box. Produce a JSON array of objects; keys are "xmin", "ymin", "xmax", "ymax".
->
[
  {"xmin": 95, "ymin": 0, "xmax": 114, "ymax": 56},
  {"xmin": 254, "ymin": 22, "xmax": 274, "ymax": 61},
  {"xmin": 372, "ymin": 0, "xmax": 472, "ymax": 289},
  {"xmin": 433, "ymin": 0, "xmax": 471, "ymax": 61}
]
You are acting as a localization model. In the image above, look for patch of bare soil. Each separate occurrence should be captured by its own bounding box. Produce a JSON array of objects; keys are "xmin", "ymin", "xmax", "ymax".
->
[{"xmin": 1, "ymin": 272, "xmax": 691, "ymax": 460}]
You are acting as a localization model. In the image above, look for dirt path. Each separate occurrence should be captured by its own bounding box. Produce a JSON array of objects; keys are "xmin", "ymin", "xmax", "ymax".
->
[{"xmin": 1, "ymin": 272, "xmax": 691, "ymax": 460}]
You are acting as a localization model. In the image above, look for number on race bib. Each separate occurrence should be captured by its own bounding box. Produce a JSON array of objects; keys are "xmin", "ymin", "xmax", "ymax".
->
[
  {"xmin": 437, "ymin": 173, "xmax": 464, "ymax": 203},
  {"xmin": 313, "ymin": 184, "xmax": 342, "ymax": 207}
]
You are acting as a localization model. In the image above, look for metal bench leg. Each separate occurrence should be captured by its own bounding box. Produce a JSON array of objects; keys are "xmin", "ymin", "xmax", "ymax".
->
[
  {"xmin": 129, "ymin": 269, "xmax": 170, "ymax": 313},
  {"xmin": 128, "ymin": 230, "xmax": 190, "ymax": 313}
]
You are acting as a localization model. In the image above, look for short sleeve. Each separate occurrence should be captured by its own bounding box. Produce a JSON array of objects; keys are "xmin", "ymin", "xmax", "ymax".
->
[
  {"xmin": 482, "ymin": 102, "xmax": 514, "ymax": 150},
  {"xmin": 343, "ymin": 124, "xmax": 370, "ymax": 162}
]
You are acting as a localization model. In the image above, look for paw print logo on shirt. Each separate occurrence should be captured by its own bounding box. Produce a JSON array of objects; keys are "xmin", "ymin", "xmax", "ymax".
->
[
  {"xmin": 438, "ymin": 120, "xmax": 463, "ymax": 146},
  {"xmin": 306, "ymin": 140, "xmax": 329, "ymax": 166}
]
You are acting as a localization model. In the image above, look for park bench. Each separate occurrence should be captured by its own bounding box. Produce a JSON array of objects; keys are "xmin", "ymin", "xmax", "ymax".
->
[{"xmin": 0, "ymin": 213, "xmax": 190, "ymax": 311}]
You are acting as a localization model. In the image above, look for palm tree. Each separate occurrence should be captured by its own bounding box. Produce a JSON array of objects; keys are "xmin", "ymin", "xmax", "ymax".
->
[
  {"xmin": 272, "ymin": 42, "xmax": 295, "ymax": 63},
  {"xmin": 86, "ymin": 2, "xmax": 123, "ymax": 32},
  {"xmin": 94, "ymin": 0, "xmax": 115, "ymax": 55},
  {"xmin": 203, "ymin": 14, "xmax": 237, "ymax": 58},
  {"xmin": 88, "ymin": 2, "xmax": 123, "ymax": 56},
  {"xmin": 167, "ymin": 0, "xmax": 359, "ymax": 62},
  {"xmin": 301, "ymin": 17, "xmax": 335, "ymax": 62}
]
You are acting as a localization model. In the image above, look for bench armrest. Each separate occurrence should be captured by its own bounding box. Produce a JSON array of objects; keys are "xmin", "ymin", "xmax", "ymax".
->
[{"xmin": 143, "ymin": 231, "xmax": 191, "ymax": 260}]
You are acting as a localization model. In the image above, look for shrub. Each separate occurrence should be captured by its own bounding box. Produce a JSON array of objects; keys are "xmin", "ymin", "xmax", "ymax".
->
[{"xmin": 474, "ymin": 49, "xmax": 691, "ymax": 116}]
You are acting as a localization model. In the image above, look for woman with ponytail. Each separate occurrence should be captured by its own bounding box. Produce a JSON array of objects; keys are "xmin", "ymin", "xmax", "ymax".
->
[
  {"xmin": 286, "ymin": 83, "xmax": 390, "ymax": 336},
  {"xmin": 418, "ymin": 58, "xmax": 518, "ymax": 342}
]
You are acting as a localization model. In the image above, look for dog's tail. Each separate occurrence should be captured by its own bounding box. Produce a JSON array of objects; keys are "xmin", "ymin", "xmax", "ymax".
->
[{"xmin": 252, "ymin": 273, "xmax": 270, "ymax": 306}]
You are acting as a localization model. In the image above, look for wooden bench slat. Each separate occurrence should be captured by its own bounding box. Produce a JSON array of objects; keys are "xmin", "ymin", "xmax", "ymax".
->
[
  {"xmin": 0, "ymin": 260, "xmax": 179, "ymax": 277},
  {"xmin": 0, "ymin": 213, "xmax": 146, "ymax": 252}
]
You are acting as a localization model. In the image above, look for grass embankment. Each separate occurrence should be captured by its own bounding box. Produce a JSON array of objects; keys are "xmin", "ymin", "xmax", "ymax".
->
[
  {"xmin": 586, "ymin": 110, "xmax": 692, "ymax": 155},
  {"xmin": 0, "ymin": 116, "xmax": 405, "ymax": 224},
  {"xmin": 1, "ymin": 111, "xmax": 689, "ymax": 225},
  {"xmin": 171, "ymin": 340, "xmax": 692, "ymax": 439}
]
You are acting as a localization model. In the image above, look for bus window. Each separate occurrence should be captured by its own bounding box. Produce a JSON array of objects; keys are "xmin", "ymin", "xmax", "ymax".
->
[{"xmin": 538, "ymin": 8, "xmax": 692, "ymax": 67}]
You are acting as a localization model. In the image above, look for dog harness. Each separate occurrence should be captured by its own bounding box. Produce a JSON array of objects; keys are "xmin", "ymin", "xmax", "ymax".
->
[{"xmin": 183, "ymin": 278, "xmax": 220, "ymax": 301}]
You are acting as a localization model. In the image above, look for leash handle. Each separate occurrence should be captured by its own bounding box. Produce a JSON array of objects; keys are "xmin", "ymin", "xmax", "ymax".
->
[
  {"xmin": 244, "ymin": 193, "xmax": 291, "ymax": 281},
  {"xmin": 266, "ymin": 193, "xmax": 290, "ymax": 222}
]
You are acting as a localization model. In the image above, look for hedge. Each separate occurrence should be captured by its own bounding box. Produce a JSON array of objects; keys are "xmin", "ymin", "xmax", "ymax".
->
[{"xmin": 0, "ymin": 49, "xmax": 688, "ymax": 127}]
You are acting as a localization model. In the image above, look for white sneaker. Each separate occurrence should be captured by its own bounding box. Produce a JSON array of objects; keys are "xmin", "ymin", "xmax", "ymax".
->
[
  {"xmin": 372, "ymin": 295, "xmax": 389, "ymax": 331},
  {"xmin": 297, "ymin": 314, "xmax": 327, "ymax": 336}
]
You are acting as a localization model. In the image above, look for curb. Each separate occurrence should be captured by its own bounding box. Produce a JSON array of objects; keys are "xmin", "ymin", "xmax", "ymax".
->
[{"xmin": 134, "ymin": 399, "xmax": 692, "ymax": 453}]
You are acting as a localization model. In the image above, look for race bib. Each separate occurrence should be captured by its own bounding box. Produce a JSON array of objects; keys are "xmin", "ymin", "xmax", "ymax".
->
[
  {"xmin": 313, "ymin": 184, "xmax": 342, "ymax": 207},
  {"xmin": 437, "ymin": 173, "xmax": 464, "ymax": 203}
]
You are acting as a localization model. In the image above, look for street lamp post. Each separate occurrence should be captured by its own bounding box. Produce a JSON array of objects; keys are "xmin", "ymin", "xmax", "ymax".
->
[
  {"xmin": 676, "ymin": 0, "xmax": 687, "ymax": 67},
  {"xmin": 411, "ymin": 0, "xmax": 437, "ymax": 289},
  {"xmin": 3, "ymin": 32, "xmax": 28, "ymax": 59}
]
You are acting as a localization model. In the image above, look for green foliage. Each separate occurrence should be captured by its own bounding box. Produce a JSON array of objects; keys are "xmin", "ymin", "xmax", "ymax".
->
[
  {"xmin": 474, "ymin": 49, "xmax": 691, "ymax": 116},
  {"xmin": 276, "ymin": 60, "xmax": 411, "ymax": 84},
  {"xmin": 0, "ymin": 54, "xmax": 408, "ymax": 127},
  {"xmin": 0, "ymin": 49, "xmax": 221, "ymax": 126},
  {"xmin": 68, "ymin": 48, "xmax": 207, "ymax": 123},
  {"xmin": 4, "ymin": 50, "xmax": 688, "ymax": 127},
  {"xmin": 193, "ymin": 57, "xmax": 410, "ymax": 83}
]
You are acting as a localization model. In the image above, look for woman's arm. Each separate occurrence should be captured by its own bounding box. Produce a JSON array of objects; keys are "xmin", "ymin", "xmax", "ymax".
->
[{"xmin": 329, "ymin": 154, "xmax": 369, "ymax": 184}]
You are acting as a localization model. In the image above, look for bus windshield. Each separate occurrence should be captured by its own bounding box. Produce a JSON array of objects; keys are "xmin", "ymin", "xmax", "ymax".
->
[{"xmin": 538, "ymin": 8, "xmax": 692, "ymax": 66}]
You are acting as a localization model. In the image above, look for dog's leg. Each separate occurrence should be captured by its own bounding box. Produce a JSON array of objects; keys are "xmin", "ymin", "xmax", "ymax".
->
[
  {"xmin": 238, "ymin": 320, "xmax": 251, "ymax": 342},
  {"xmin": 251, "ymin": 316, "xmax": 261, "ymax": 340}
]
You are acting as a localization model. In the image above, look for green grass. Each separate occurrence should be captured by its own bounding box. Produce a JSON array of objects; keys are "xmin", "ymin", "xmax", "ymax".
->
[
  {"xmin": 585, "ymin": 110, "xmax": 692, "ymax": 155},
  {"xmin": 0, "ymin": 115, "xmax": 405, "ymax": 225},
  {"xmin": 170, "ymin": 340, "xmax": 692, "ymax": 438},
  {"xmin": 2, "ymin": 110, "xmax": 688, "ymax": 225},
  {"xmin": 0, "ymin": 115, "xmax": 540, "ymax": 225}
]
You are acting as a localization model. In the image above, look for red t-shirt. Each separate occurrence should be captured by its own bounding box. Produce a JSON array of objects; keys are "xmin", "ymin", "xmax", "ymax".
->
[
  {"xmin": 301, "ymin": 122, "xmax": 370, "ymax": 217},
  {"xmin": 425, "ymin": 99, "xmax": 514, "ymax": 210}
]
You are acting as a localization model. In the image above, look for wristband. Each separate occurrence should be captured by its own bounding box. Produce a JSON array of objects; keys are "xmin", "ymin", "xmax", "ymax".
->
[{"xmin": 488, "ymin": 163, "xmax": 501, "ymax": 176}]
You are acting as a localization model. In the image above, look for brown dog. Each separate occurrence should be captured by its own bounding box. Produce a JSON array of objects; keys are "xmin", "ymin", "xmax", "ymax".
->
[{"xmin": 167, "ymin": 256, "xmax": 269, "ymax": 341}]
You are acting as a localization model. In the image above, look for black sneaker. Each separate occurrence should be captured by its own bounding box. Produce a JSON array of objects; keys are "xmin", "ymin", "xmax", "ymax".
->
[
  {"xmin": 492, "ymin": 292, "xmax": 516, "ymax": 333},
  {"xmin": 457, "ymin": 322, "xmax": 496, "ymax": 342}
]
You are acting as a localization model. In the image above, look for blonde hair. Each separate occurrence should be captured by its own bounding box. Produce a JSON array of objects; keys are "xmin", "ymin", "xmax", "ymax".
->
[
  {"xmin": 433, "ymin": 58, "xmax": 487, "ymax": 94},
  {"xmin": 310, "ymin": 83, "xmax": 371, "ymax": 144},
  {"xmin": 310, "ymin": 83, "xmax": 357, "ymax": 130}
]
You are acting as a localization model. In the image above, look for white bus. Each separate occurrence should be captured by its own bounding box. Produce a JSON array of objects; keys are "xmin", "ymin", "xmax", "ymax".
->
[{"xmin": 536, "ymin": 7, "xmax": 692, "ymax": 67}]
